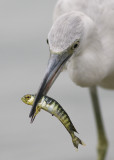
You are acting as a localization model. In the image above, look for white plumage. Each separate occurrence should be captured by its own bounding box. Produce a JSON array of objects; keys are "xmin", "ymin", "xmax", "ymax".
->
[
  {"xmin": 30, "ymin": 1, "xmax": 113, "ymax": 159},
  {"xmin": 50, "ymin": 0, "xmax": 114, "ymax": 89}
]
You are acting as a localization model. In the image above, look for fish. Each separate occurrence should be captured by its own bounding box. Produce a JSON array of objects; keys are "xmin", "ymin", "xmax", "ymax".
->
[{"xmin": 21, "ymin": 94, "xmax": 85, "ymax": 149}]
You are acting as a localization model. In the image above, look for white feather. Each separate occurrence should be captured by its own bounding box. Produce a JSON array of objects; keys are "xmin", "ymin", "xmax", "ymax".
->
[{"xmin": 48, "ymin": 0, "xmax": 114, "ymax": 89}]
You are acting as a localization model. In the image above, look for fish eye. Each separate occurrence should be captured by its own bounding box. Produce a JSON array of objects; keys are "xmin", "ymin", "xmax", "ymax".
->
[{"xmin": 25, "ymin": 95, "xmax": 30, "ymax": 99}]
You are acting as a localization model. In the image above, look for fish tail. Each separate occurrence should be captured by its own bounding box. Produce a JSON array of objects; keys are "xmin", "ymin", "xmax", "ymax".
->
[{"xmin": 71, "ymin": 133, "xmax": 85, "ymax": 149}]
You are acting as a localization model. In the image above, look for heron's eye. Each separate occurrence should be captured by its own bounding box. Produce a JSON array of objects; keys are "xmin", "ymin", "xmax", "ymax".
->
[
  {"xmin": 46, "ymin": 39, "xmax": 49, "ymax": 44},
  {"xmin": 72, "ymin": 41, "xmax": 80, "ymax": 50}
]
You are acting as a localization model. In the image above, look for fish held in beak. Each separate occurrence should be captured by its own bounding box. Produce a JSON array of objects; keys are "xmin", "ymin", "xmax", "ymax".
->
[{"xmin": 29, "ymin": 52, "xmax": 71, "ymax": 122}]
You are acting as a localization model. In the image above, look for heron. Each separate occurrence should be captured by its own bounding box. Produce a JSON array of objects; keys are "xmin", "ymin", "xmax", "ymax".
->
[{"xmin": 29, "ymin": 0, "xmax": 114, "ymax": 159}]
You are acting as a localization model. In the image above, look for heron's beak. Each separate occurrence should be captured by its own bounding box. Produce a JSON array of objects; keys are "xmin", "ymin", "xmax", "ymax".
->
[{"xmin": 29, "ymin": 52, "xmax": 71, "ymax": 122}]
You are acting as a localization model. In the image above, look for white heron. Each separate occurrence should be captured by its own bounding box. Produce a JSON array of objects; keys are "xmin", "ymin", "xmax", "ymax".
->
[{"xmin": 29, "ymin": 0, "xmax": 114, "ymax": 159}]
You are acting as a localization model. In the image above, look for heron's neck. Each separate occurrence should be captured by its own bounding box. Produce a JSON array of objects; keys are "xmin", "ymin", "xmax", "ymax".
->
[{"xmin": 67, "ymin": 15, "xmax": 108, "ymax": 87}]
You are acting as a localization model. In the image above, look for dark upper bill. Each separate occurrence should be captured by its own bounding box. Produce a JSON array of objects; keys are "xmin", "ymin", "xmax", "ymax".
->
[{"xmin": 29, "ymin": 52, "xmax": 71, "ymax": 122}]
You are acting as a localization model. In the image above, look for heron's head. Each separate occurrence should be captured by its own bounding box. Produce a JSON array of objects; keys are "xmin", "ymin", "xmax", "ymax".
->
[
  {"xmin": 48, "ymin": 11, "xmax": 83, "ymax": 54},
  {"xmin": 29, "ymin": 11, "xmax": 84, "ymax": 119},
  {"xmin": 21, "ymin": 94, "xmax": 35, "ymax": 105}
]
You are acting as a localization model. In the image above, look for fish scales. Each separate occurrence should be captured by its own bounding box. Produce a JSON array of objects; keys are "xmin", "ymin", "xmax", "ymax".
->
[
  {"xmin": 42, "ymin": 96, "xmax": 77, "ymax": 133},
  {"xmin": 21, "ymin": 94, "xmax": 85, "ymax": 149}
]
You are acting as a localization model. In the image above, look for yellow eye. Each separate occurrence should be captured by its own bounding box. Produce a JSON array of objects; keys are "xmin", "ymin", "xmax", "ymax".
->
[{"xmin": 72, "ymin": 40, "xmax": 80, "ymax": 50}]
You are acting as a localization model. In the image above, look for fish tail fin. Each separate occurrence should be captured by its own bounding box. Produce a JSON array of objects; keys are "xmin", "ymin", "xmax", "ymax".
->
[{"xmin": 71, "ymin": 133, "xmax": 85, "ymax": 150}]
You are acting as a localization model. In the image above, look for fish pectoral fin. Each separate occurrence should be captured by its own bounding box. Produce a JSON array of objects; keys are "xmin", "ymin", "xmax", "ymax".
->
[{"xmin": 34, "ymin": 108, "xmax": 41, "ymax": 117}]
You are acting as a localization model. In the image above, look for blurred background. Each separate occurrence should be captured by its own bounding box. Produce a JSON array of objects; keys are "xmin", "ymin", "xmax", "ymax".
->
[{"xmin": 0, "ymin": 0, "xmax": 114, "ymax": 160}]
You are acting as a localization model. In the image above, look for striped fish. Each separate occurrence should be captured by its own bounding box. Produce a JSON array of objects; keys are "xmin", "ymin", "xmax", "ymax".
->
[{"xmin": 21, "ymin": 94, "xmax": 85, "ymax": 149}]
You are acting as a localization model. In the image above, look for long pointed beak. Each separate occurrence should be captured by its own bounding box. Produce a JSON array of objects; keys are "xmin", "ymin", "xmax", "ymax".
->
[{"xmin": 29, "ymin": 52, "xmax": 71, "ymax": 122}]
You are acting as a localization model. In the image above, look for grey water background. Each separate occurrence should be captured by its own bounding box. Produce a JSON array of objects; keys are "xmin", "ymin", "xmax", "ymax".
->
[{"xmin": 0, "ymin": 0, "xmax": 114, "ymax": 159}]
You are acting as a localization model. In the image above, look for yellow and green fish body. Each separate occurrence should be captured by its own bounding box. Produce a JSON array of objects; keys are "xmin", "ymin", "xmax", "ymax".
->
[{"xmin": 21, "ymin": 94, "xmax": 85, "ymax": 149}]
